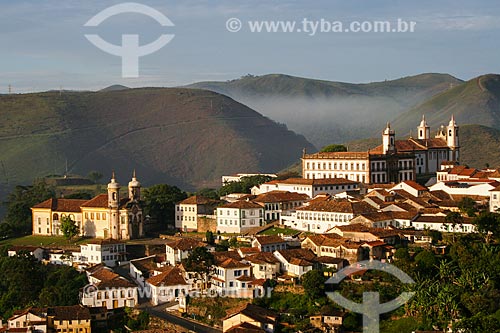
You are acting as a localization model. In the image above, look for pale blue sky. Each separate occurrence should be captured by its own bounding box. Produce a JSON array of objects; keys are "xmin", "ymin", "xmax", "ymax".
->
[{"xmin": 1, "ymin": 0, "xmax": 500, "ymax": 92}]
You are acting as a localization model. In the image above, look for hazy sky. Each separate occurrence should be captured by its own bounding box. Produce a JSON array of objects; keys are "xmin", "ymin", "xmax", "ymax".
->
[{"xmin": 2, "ymin": 0, "xmax": 500, "ymax": 92}]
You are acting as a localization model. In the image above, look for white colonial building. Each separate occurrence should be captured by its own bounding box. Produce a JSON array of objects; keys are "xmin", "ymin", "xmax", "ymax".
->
[
  {"xmin": 79, "ymin": 239, "xmax": 126, "ymax": 267},
  {"xmin": 252, "ymin": 178, "xmax": 359, "ymax": 198},
  {"xmin": 216, "ymin": 200, "xmax": 264, "ymax": 233},
  {"xmin": 302, "ymin": 116, "xmax": 459, "ymax": 183},
  {"xmin": 282, "ymin": 199, "xmax": 377, "ymax": 233},
  {"xmin": 175, "ymin": 195, "xmax": 219, "ymax": 232}
]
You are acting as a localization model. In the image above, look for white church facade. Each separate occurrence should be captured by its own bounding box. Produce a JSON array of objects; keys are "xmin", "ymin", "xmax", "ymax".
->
[
  {"xmin": 31, "ymin": 171, "xmax": 144, "ymax": 240},
  {"xmin": 302, "ymin": 115, "xmax": 460, "ymax": 184}
]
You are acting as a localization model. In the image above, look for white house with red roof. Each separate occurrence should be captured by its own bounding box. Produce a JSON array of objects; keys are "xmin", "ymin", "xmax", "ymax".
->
[
  {"xmin": 165, "ymin": 238, "xmax": 208, "ymax": 265},
  {"xmin": 216, "ymin": 200, "xmax": 264, "ymax": 234},
  {"xmin": 390, "ymin": 180, "xmax": 428, "ymax": 197},
  {"xmin": 81, "ymin": 265, "xmax": 138, "ymax": 309},
  {"xmin": 252, "ymin": 178, "xmax": 359, "ymax": 198},
  {"xmin": 210, "ymin": 257, "xmax": 256, "ymax": 298},
  {"xmin": 252, "ymin": 191, "xmax": 309, "ymax": 222},
  {"xmin": 79, "ymin": 239, "xmax": 127, "ymax": 267},
  {"xmin": 145, "ymin": 266, "xmax": 190, "ymax": 305},
  {"xmin": 282, "ymin": 198, "xmax": 377, "ymax": 233},
  {"xmin": 175, "ymin": 195, "xmax": 219, "ymax": 232},
  {"xmin": 251, "ymin": 235, "xmax": 287, "ymax": 252}
]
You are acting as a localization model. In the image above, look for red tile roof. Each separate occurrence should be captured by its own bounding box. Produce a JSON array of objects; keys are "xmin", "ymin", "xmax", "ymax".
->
[
  {"xmin": 274, "ymin": 177, "xmax": 358, "ymax": 186},
  {"xmin": 224, "ymin": 303, "xmax": 277, "ymax": 324},
  {"xmin": 253, "ymin": 191, "xmax": 309, "ymax": 203},
  {"xmin": 146, "ymin": 267, "xmax": 188, "ymax": 287},
  {"xmin": 220, "ymin": 200, "xmax": 263, "ymax": 209},
  {"xmin": 298, "ymin": 199, "xmax": 376, "ymax": 214},
  {"xmin": 304, "ymin": 151, "xmax": 370, "ymax": 159},
  {"xmin": 218, "ymin": 258, "xmax": 251, "ymax": 269},
  {"xmin": 402, "ymin": 180, "xmax": 428, "ymax": 191},
  {"xmin": 52, "ymin": 305, "xmax": 91, "ymax": 321},
  {"xmin": 33, "ymin": 198, "xmax": 87, "ymax": 212},
  {"xmin": 254, "ymin": 235, "xmax": 285, "ymax": 245},
  {"xmin": 166, "ymin": 238, "xmax": 206, "ymax": 251},
  {"xmin": 178, "ymin": 195, "xmax": 219, "ymax": 205},
  {"xmin": 81, "ymin": 194, "xmax": 109, "ymax": 208}
]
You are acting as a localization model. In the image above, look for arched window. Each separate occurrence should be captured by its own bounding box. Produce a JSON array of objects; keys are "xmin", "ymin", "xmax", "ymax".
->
[{"xmin": 53, "ymin": 213, "xmax": 59, "ymax": 220}]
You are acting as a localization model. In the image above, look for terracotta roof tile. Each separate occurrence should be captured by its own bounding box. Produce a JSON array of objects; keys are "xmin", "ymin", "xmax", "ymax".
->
[
  {"xmin": 146, "ymin": 267, "xmax": 188, "ymax": 287},
  {"xmin": 298, "ymin": 199, "xmax": 376, "ymax": 214},
  {"xmin": 33, "ymin": 198, "xmax": 87, "ymax": 212},
  {"xmin": 178, "ymin": 195, "xmax": 219, "ymax": 205},
  {"xmin": 253, "ymin": 191, "xmax": 309, "ymax": 203},
  {"xmin": 51, "ymin": 305, "xmax": 91, "ymax": 321},
  {"xmin": 81, "ymin": 194, "xmax": 109, "ymax": 208},
  {"xmin": 220, "ymin": 200, "xmax": 263, "ymax": 209},
  {"xmin": 166, "ymin": 238, "xmax": 206, "ymax": 251},
  {"xmin": 254, "ymin": 235, "xmax": 285, "ymax": 245}
]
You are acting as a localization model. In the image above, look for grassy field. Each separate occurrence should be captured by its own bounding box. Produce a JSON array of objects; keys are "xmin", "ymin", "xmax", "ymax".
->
[
  {"xmin": 0, "ymin": 235, "xmax": 90, "ymax": 247},
  {"xmin": 260, "ymin": 227, "xmax": 300, "ymax": 236}
]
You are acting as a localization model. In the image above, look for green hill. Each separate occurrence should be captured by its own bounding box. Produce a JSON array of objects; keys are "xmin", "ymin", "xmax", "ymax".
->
[
  {"xmin": 0, "ymin": 88, "xmax": 314, "ymax": 191},
  {"xmin": 187, "ymin": 73, "xmax": 462, "ymax": 146},
  {"xmin": 392, "ymin": 74, "xmax": 500, "ymax": 135},
  {"xmin": 344, "ymin": 124, "xmax": 500, "ymax": 169}
]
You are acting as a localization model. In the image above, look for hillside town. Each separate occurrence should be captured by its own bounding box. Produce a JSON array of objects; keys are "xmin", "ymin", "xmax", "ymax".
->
[{"xmin": 2, "ymin": 116, "xmax": 499, "ymax": 333}]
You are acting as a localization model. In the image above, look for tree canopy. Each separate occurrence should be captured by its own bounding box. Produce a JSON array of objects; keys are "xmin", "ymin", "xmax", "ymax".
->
[
  {"xmin": 2, "ymin": 180, "xmax": 55, "ymax": 237},
  {"xmin": 219, "ymin": 175, "xmax": 273, "ymax": 196},
  {"xmin": 60, "ymin": 215, "xmax": 79, "ymax": 240},
  {"xmin": 320, "ymin": 144, "xmax": 348, "ymax": 153},
  {"xmin": 143, "ymin": 184, "xmax": 187, "ymax": 224},
  {"xmin": 182, "ymin": 247, "xmax": 215, "ymax": 276},
  {"xmin": 0, "ymin": 254, "xmax": 87, "ymax": 318}
]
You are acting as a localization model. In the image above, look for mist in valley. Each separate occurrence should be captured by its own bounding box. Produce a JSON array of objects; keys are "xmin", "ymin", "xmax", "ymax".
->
[{"xmin": 231, "ymin": 95, "xmax": 407, "ymax": 149}]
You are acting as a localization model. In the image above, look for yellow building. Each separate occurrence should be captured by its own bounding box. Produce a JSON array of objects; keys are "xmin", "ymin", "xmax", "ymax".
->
[{"xmin": 31, "ymin": 172, "xmax": 144, "ymax": 240}]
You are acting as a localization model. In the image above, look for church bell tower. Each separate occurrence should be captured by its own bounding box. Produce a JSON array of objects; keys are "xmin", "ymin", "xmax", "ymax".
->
[{"xmin": 107, "ymin": 171, "xmax": 120, "ymax": 239}]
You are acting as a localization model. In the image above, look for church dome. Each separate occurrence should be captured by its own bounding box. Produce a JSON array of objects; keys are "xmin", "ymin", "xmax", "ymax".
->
[
  {"xmin": 107, "ymin": 171, "xmax": 120, "ymax": 189},
  {"xmin": 128, "ymin": 170, "xmax": 141, "ymax": 188}
]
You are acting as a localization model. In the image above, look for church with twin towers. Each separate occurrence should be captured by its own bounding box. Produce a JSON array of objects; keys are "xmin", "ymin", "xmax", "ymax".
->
[
  {"xmin": 302, "ymin": 115, "xmax": 459, "ymax": 184},
  {"xmin": 31, "ymin": 171, "xmax": 144, "ymax": 240}
]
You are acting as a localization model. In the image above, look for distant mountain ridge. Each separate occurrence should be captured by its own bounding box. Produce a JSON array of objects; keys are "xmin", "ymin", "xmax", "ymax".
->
[
  {"xmin": 0, "ymin": 88, "xmax": 314, "ymax": 191},
  {"xmin": 392, "ymin": 74, "xmax": 500, "ymax": 134},
  {"xmin": 187, "ymin": 73, "xmax": 463, "ymax": 146}
]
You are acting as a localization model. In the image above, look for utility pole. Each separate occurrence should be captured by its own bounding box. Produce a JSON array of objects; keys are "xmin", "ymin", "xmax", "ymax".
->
[{"xmin": 8, "ymin": 84, "xmax": 11, "ymax": 94}]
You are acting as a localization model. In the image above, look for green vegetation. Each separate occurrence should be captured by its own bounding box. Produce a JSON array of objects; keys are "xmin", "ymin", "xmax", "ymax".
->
[
  {"xmin": 142, "ymin": 184, "xmax": 187, "ymax": 225},
  {"xmin": 124, "ymin": 309, "xmax": 150, "ymax": 331},
  {"xmin": 59, "ymin": 216, "xmax": 79, "ymax": 240},
  {"xmin": 393, "ymin": 74, "xmax": 500, "ymax": 135},
  {"xmin": 320, "ymin": 144, "xmax": 347, "ymax": 152},
  {"xmin": 260, "ymin": 227, "xmax": 299, "ymax": 236},
  {"xmin": 1, "ymin": 180, "xmax": 55, "ymax": 237},
  {"xmin": 0, "ymin": 235, "xmax": 89, "ymax": 247},
  {"xmin": 218, "ymin": 175, "xmax": 273, "ymax": 196},
  {"xmin": 0, "ymin": 88, "xmax": 313, "ymax": 194},
  {"xmin": 182, "ymin": 247, "xmax": 215, "ymax": 275},
  {"xmin": 0, "ymin": 254, "xmax": 87, "ymax": 319},
  {"xmin": 301, "ymin": 270, "xmax": 327, "ymax": 299}
]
